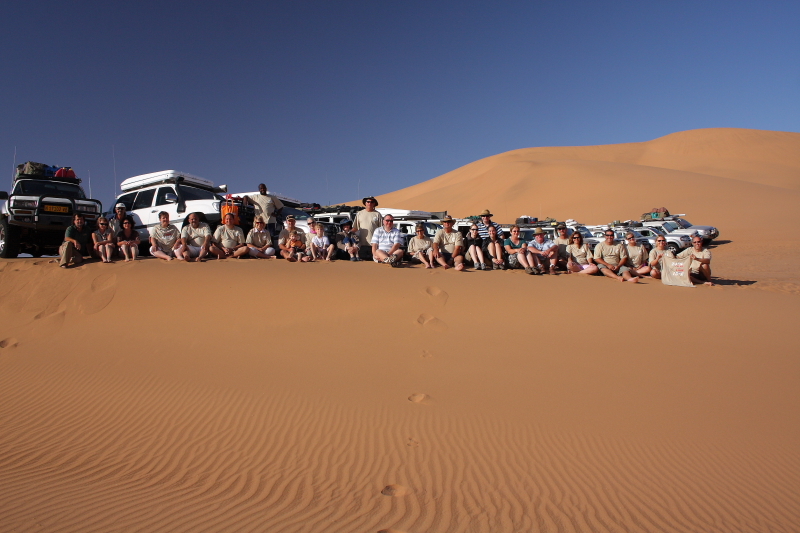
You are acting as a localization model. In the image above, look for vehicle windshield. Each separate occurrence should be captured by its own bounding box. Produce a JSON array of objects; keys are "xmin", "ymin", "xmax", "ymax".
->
[
  {"xmin": 575, "ymin": 226, "xmax": 593, "ymax": 238},
  {"xmin": 675, "ymin": 218, "xmax": 692, "ymax": 228},
  {"xmin": 648, "ymin": 227, "xmax": 665, "ymax": 235},
  {"xmin": 178, "ymin": 184, "xmax": 219, "ymax": 201},
  {"xmin": 662, "ymin": 221, "xmax": 680, "ymax": 232},
  {"xmin": 13, "ymin": 180, "xmax": 86, "ymax": 199},
  {"xmin": 281, "ymin": 207, "xmax": 311, "ymax": 221}
]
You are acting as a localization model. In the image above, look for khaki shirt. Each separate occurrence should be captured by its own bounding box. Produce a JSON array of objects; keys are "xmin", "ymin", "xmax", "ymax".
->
[
  {"xmin": 433, "ymin": 229, "xmax": 464, "ymax": 254},
  {"xmin": 247, "ymin": 193, "xmax": 284, "ymax": 224},
  {"xmin": 108, "ymin": 215, "xmax": 127, "ymax": 238},
  {"xmin": 554, "ymin": 236, "xmax": 571, "ymax": 259},
  {"xmin": 626, "ymin": 244, "xmax": 648, "ymax": 268},
  {"xmin": 150, "ymin": 224, "xmax": 181, "ymax": 253},
  {"xmin": 593, "ymin": 241, "xmax": 628, "ymax": 266},
  {"xmin": 566, "ymin": 243, "xmax": 593, "ymax": 265},
  {"xmin": 353, "ymin": 210, "xmax": 382, "ymax": 246},
  {"xmin": 278, "ymin": 227, "xmax": 306, "ymax": 246},
  {"xmin": 246, "ymin": 228, "xmax": 272, "ymax": 248},
  {"xmin": 408, "ymin": 236, "xmax": 432, "ymax": 254},
  {"xmin": 677, "ymin": 247, "xmax": 711, "ymax": 273},
  {"xmin": 213, "ymin": 225, "xmax": 245, "ymax": 248},
  {"xmin": 648, "ymin": 248, "xmax": 673, "ymax": 268},
  {"xmin": 181, "ymin": 223, "xmax": 211, "ymax": 247}
]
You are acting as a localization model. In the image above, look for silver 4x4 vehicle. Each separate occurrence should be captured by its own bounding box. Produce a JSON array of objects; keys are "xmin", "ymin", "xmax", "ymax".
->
[
  {"xmin": 640, "ymin": 220, "xmax": 698, "ymax": 252},
  {"xmin": 115, "ymin": 170, "xmax": 230, "ymax": 250},
  {"xmin": 1, "ymin": 164, "xmax": 102, "ymax": 257}
]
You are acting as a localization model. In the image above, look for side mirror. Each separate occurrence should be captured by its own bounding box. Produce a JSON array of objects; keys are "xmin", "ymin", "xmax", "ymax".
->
[
  {"xmin": 215, "ymin": 184, "xmax": 228, "ymax": 193},
  {"xmin": 0, "ymin": 191, "xmax": 7, "ymax": 201},
  {"xmin": 164, "ymin": 193, "xmax": 178, "ymax": 203}
]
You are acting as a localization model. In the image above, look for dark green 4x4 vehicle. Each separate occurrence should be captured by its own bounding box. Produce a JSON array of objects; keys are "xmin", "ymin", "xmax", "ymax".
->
[{"xmin": 0, "ymin": 163, "xmax": 102, "ymax": 258}]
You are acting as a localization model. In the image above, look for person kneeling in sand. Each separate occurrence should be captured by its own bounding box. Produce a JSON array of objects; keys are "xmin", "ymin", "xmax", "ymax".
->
[
  {"xmin": 210, "ymin": 213, "xmax": 248, "ymax": 259},
  {"xmin": 246, "ymin": 216, "xmax": 275, "ymax": 258},
  {"xmin": 625, "ymin": 232, "xmax": 650, "ymax": 277},
  {"xmin": 565, "ymin": 232, "xmax": 598, "ymax": 275},
  {"xmin": 677, "ymin": 236, "xmax": 714, "ymax": 285},
  {"xmin": 149, "ymin": 212, "xmax": 185, "ymax": 261},
  {"xmin": 407, "ymin": 223, "xmax": 434, "ymax": 268},
  {"xmin": 593, "ymin": 230, "xmax": 638, "ymax": 283},
  {"xmin": 59, "ymin": 213, "xmax": 92, "ymax": 268},
  {"xmin": 648, "ymin": 236, "xmax": 672, "ymax": 279},
  {"xmin": 278, "ymin": 215, "xmax": 310, "ymax": 262},
  {"xmin": 371, "ymin": 214, "xmax": 405, "ymax": 267},
  {"xmin": 180, "ymin": 213, "xmax": 212, "ymax": 262},
  {"xmin": 432, "ymin": 215, "xmax": 464, "ymax": 270},
  {"xmin": 335, "ymin": 219, "xmax": 361, "ymax": 261}
]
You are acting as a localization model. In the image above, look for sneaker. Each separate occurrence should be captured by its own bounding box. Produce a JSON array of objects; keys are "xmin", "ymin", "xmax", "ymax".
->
[
  {"xmin": 350, "ymin": 257, "xmax": 358, "ymax": 262},
  {"xmin": 388, "ymin": 255, "xmax": 398, "ymax": 267},
  {"xmin": 549, "ymin": 266, "xmax": 558, "ymax": 275},
  {"xmin": 525, "ymin": 267, "xmax": 535, "ymax": 275},
  {"xmin": 475, "ymin": 263, "xmax": 482, "ymax": 271},
  {"xmin": 492, "ymin": 262, "xmax": 499, "ymax": 270}
]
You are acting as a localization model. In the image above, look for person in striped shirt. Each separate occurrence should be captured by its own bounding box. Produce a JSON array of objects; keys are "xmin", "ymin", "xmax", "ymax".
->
[
  {"xmin": 476, "ymin": 209, "xmax": 503, "ymax": 240},
  {"xmin": 370, "ymin": 215, "xmax": 405, "ymax": 267}
]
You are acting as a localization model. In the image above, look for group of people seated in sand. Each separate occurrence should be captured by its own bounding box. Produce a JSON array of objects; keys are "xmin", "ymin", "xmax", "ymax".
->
[{"xmin": 56, "ymin": 197, "xmax": 714, "ymax": 286}]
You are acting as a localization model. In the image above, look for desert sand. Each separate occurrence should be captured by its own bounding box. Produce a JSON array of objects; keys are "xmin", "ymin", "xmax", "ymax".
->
[{"xmin": 1, "ymin": 128, "xmax": 799, "ymax": 532}]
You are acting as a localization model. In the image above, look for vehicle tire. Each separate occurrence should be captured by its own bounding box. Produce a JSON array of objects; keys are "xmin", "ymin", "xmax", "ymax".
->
[
  {"xmin": 0, "ymin": 218, "xmax": 21, "ymax": 258},
  {"xmin": 139, "ymin": 242, "xmax": 151, "ymax": 257},
  {"xmin": 30, "ymin": 249, "xmax": 43, "ymax": 258},
  {"xmin": 666, "ymin": 242, "xmax": 680, "ymax": 255}
]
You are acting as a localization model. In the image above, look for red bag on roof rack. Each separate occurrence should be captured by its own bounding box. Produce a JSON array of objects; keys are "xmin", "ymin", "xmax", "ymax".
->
[{"xmin": 54, "ymin": 167, "xmax": 77, "ymax": 180}]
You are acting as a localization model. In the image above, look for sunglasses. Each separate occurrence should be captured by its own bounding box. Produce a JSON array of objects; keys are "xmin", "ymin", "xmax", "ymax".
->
[
  {"xmin": 98, "ymin": 223, "xmax": 108, "ymax": 226},
  {"xmin": 605, "ymin": 234, "xmax": 614, "ymax": 237},
  {"xmin": 627, "ymin": 237, "xmax": 636, "ymax": 240},
  {"xmin": 571, "ymin": 236, "xmax": 580, "ymax": 240},
  {"xmin": 656, "ymin": 239, "xmax": 666, "ymax": 242}
]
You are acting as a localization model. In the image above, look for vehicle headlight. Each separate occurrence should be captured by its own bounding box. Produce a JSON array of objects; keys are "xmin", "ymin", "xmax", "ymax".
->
[
  {"xmin": 212, "ymin": 201, "xmax": 220, "ymax": 212},
  {"xmin": 12, "ymin": 199, "xmax": 37, "ymax": 209},
  {"xmin": 680, "ymin": 235, "xmax": 691, "ymax": 241}
]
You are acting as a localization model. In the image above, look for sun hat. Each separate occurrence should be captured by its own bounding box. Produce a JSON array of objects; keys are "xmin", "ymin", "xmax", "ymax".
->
[
  {"xmin": 341, "ymin": 219, "xmax": 352, "ymax": 227},
  {"xmin": 556, "ymin": 223, "xmax": 566, "ymax": 229},
  {"xmin": 285, "ymin": 215, "xmax": 296, "ymax": 221},
  {"xmin": 362, "ymin": 196, "xmax": 379, "ymax": 206},
  {"xmin": 479, "ymin": 209, "xmax": 493, "ymax": 217},
  {"xmin": 533, "ymin": 227, "xmax": 546, "ymax": 235},
  {"xmin": 115, "ymin": 203, "xmax": 126, "ymax": 209},
  {"xmin": 441, "ymin": 215, "xmax": 455, "ymax": 223}
]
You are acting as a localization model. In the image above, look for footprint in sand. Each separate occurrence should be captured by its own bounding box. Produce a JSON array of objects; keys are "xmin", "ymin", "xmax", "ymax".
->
[
  {"xmin": 378, "ymin": 529, "xmax": 408, "ymax": 533},
  {"xmin": 408, "ymin": 393, "xmax": 431, "ymax": 404},
  {"xmin": 415, "ymin": 313, "xmax": 448, "ymax": 332},
  {"xmin": 381, "ymin": 484, "xmax": 410, "ymax": 497},
  {"xmin": 407, "ymin": 437, "xmax": 420, "ymax": 447},
  {"xmin": 0, "ymin": 337, "xmax": 19, "ymax": 349},
  {"xmin": 420, "ymin": 349, "xmax": 433, "ymax": 358},
  {"xmin": 424, "ymin": 286, "xmax": 448, "ymax": 305},
  {"xmin": 78, "ymin": 273, "xmax": 117, "ymax": 315}
]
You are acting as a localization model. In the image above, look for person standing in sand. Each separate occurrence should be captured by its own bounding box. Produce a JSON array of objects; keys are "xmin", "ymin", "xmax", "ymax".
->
[
  {"xmin": 278, "ymin": 215, "xmax": 310, "ymax": 262},
  {"xmin": 59, "ymin": 213, "xmax": 92, "ymax": 268},
  {"xmin": 625, "ymin": 232, "xmax": 650, "ymax": 277},
  {"xmin": 180, "ymin": 213, "xmax": 212, "ymax": 262},
  {"xmin": 210, "ymin": 213, "xmax": 248, "ymax": 259},
  {"xmin": 677, "ymin": 236, "xmax": 714, "ymax": 285},
  {"xmin": 593, "ymin": 230, "xmax": 638, "ymax": 282},
  {"xmin": 407, "ymin": 223, "xmax": 434, "ymax": 268},
  {"xmin": 246, "ymin": 216, "xmax": 276, "ymax": 258},
  {"xmin": 353, "ymin": 196, "xmax": 382, "ymax": 260},
  {"xmin": 245, "ymin": 183, "xmax": 284, "ymax": 236},
  {"xmin": 92, "ymin": 216, "xmax": 115, "ymax": 263},
  {"xmin": 565, "ymin": 232, "xmax": 598, "ymax": 275},
  {"xmin": 432, "ymin": 215, "xmax": 465, "ymax": 270},
  {"xmin": 647, "ymin": 236, "xmax": 672, "ymax": 279},
  {"xmin": 476, "ymin": 210, "xmax": 502, "ymax": 240},
  {"xmin": 149, "ymin": 212, "xmax": 185, "ymax": 261},
  {"xmin": 335, "ymin": 219, "xmax": 361, "ymax": 261},
  {"xmin": 371, "ymin": 214, "xmax": 405, "ymax": 267},
  {"xmin": 528, "ymin": 228, "xmax": 559, "ymax": 275}
]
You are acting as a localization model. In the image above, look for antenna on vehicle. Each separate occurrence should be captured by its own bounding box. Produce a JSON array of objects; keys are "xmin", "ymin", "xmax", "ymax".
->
[
  {"xmin": 112, "ymin": 145, "xmax": 117, "ymax": 195},
  {"xmin": 12, "ymin": 146, "xmax": 16, "ymax": 187},
  {"xmin": 87, "ymin": 169, "xmax": 92, "ymax": 199},
  {"xmin": 326, "ymin": 172, "xmax": 329, "ymax": 206},
  {"xmin": 357, "ymin": 178, "xmax": 360, "ymax": 200}
]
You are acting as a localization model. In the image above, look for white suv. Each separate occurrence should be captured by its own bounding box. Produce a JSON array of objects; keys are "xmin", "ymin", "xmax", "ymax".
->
[{"xmin": 115, "ymin": 170, "xmax": 226, "ymax": 241}]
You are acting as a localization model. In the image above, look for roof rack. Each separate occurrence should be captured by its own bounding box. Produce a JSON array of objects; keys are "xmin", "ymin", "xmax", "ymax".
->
[{"xmin": 299, "ymin": 204, "xmax": 362, "ymax": 215}]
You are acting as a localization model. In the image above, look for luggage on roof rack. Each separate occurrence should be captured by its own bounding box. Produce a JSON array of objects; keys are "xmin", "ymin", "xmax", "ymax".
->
[{"xmin": 15, "ymin": 161, "xmax": 78, "ymax": 182}]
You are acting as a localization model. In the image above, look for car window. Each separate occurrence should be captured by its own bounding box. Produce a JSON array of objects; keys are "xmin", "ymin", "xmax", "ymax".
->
[
  {"xmin": 155, "ymin": 186, "xmax": 176, "ymax": 206},
  {"xmin": 116, "ymin": 192, "xmax": 137, "ymax": 211},
  {"xmin": 178, "ymin": 184, "xmax": 217, "ymax": 201},
  {"xmin": 132, "ymin": 188, "xmax": 155, "ymax": 210},
  {"xmin": 663, "ymin": 221, "xmax": 679, "ymax": 232},
  {"xmin": 13, "ymin": 180, "xmax": 86, "ymax": 199}
]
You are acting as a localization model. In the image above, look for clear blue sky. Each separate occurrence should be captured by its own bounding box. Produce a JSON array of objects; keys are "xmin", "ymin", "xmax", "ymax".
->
[{"xmin": 2, "ymin": 1, "xmax": 798, "ymax": 208}]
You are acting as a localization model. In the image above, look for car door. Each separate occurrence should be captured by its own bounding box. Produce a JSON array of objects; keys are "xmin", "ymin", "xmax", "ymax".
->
[
  {"xmin": 130, "ymin": 188, "xmax": 156, "ymax": 234},
  {"xmin": 152, "ymin": 186, "xmax": 183, "ymax": 227}
]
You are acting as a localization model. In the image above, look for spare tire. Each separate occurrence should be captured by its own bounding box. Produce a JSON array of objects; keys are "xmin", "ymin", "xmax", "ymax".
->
[{"xmin": 0, "ymin": 218, "xmax": 21, "ymax": 258}]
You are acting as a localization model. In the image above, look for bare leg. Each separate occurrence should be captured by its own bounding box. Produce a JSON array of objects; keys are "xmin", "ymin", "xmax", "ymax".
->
[
  {"xmin": 232, "ymin": 247, "xmax": 248, "ymax": 258},
  {"xmin": 435, "ymin": 255, "xmax": 450, "ymax": 269},
  {"xmin": 621, "ymin": 270, "xmax": 639, "ymax": 283},
  {"xmin": 121, "ymin": 245, "xmax": 131, "ymax": 261},
  {"xmin": 635, "ymin": 265, "xmax": 651, "ymax": 276},
  {"xmin": 650, "ymin": 269, "xmax": 661, "ymax": 279},
  {"xmin": 600, "ymin": 267, "xmax": 623, "ymax": 281},
  {"xmin": 454, "ymin": 254, "xmax": 464, "ymax": 271},
  {"xmin": 580, "ymin": 264, "xmax": 599, "ymax": 275},
  {"xmin": 152, "ymin": 249, "xmax": 173, "ymax": 261},
  {"xmin": 209, "ymin": 244, "xmax": 226, "ymax": 259}
]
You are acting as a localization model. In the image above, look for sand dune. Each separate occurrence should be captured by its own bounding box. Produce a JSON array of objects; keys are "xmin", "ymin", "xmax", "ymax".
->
[{"xmin": 1, "ymin": 128, "xmax": 799, "ymax": 532}]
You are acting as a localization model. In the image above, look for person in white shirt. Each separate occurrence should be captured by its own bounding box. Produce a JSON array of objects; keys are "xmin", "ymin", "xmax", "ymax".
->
[{"xmin": 370, "ymin": 214, "xmax": 405, "ymax": 267}]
